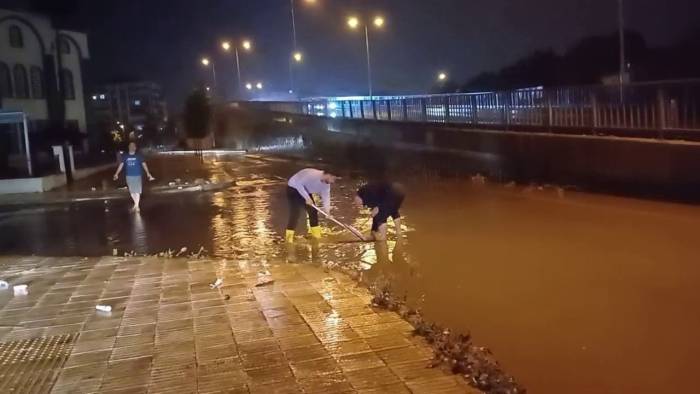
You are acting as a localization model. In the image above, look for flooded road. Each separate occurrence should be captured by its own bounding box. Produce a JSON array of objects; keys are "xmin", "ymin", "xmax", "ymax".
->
[{"xmin": 1, "ymin": 153, "xmax": 699, "ymax": 393}]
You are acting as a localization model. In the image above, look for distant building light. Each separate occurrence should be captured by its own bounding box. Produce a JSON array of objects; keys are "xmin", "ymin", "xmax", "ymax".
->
[
  {"xmin": 134, "ymin": 100, "xmax": 141, "ymax": 106},
  {"xmin": 99, "ymin": 94, "xmax": 106, "ymax": 99},
  {"xmin": 92, "ymin": 95, "xmax": 97, "ymax": 100},
  {"xmin": 136, "ymin": 125, "xmax": 144, "ymax": 131}
]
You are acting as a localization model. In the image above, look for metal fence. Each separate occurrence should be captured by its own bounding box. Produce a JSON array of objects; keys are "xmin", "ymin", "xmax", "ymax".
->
[{"xmin": 247, "ymin": 80, "xmax": 700, "ymax": 137}]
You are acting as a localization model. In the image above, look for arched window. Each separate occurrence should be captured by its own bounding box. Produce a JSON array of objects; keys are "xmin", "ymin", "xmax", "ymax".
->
[
  {"xmin": 30, "ymin": 66, "xmax": 44, "ymax": 98},
  {"xmin": 13, "ymin": 64, "xmax": 28, "ymax": 99},
  {"xmin": 62, "ymin": 69, "xmax": 75, "ymax": 100},
  {"xmin": 9, "ymin": 25, "xmax": 23, "ymax": 48},
  {"xmin": 59, "ymin": 38, "xmax": 71, "ymax": 54},
  {"xmin": 0, "ymin": 62, "xmax": 12, "ymax": 97}
]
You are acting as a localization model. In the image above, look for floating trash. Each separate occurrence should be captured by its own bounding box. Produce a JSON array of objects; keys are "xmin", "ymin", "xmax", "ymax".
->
[
  {"xmin": 210, "ymin": 278, "xmax": 223, "ymax": 289},
  {"xmin": 370, "ymin": 284, "xmax": 524, "ymax": 393},
  {"xmin": 0, "ymin": 280, "xmax": 9, "ymax": 289},
  {"xmin": 95, "ymin": 305, "xmax": 112, "ymax": 312},
  {"xmin": 13, "ymin": 284, "xmax": 28, "ymax": 296},
  {"xmin": 176, "ymin": 247, "xmax": 188, "ymax": 257}
]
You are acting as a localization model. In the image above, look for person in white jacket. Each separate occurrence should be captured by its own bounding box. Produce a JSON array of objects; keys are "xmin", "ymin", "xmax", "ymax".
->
[{"xmin": 286, "ymin": 168, "xmax": 338, "ymax": 242}]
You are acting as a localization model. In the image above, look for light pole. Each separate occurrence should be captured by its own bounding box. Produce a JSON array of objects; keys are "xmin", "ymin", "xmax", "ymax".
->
[
  {"xmin": 438, "ymin": 72, "xmax": 448, "ymax": 82},
  {"xmin": 618, "ymin": 0, "xmax": 625, "ymax": 87},
  {"xmin": 201, "ymin": 57, "xmax": 217, "ymax": 94},
  {"xmin": 289, "ymin": 0, "xmax": 315, "ymax": 95},
  {"xmin": 347, "ymin": 15, "xmax": 385, "ymax": 98},
  {"xmin": 221, "ymin": 39, "xmax": 252, "ymax": 99}
]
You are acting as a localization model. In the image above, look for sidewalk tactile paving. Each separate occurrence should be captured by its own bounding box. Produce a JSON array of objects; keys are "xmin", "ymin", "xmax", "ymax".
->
[{"xmin": 0, "ymin": 256, "xmax": 476, "ymax": 393}]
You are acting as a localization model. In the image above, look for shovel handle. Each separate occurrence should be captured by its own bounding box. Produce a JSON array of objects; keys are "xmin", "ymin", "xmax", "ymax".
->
[{"xmin": 309, "ymin": 204, "xmax": 365, "ymax": 241}]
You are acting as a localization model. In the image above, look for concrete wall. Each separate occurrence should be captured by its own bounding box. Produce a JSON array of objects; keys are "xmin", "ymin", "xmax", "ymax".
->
[
  {"xmin": 0, "ymin": 173, "xmax": 65, "ymax": 194},
  {"xmin": 219, "ymin": 108, "xmax": 700, "ymax": 200}
]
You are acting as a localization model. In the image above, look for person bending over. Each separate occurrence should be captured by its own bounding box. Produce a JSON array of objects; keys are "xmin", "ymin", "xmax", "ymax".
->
[
  {"xmin": 355, "ymin": 181, "xmax": 405, "ymax": 241},
  {"xmin": 286, "ymin": 168, "xmax": 338, "ymax": 242}
]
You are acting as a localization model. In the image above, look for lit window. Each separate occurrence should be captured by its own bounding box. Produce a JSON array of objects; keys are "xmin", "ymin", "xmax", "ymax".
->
[
  {"xmin": 134, "ymin": 100, "xmax": 141, "ymax": 106},
  {"xmin": 100, "ymin": 94, "xmax": 105, "ymax": 99}
]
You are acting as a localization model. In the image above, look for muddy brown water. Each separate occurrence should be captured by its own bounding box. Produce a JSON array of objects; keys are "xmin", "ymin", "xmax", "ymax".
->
[{"xmin": 1, "ymin": 153, "xmax": 699, "ymax": 394}]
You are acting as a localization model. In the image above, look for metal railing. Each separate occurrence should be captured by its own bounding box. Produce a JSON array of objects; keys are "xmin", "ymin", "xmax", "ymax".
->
[{"xmin": 244, "ymin": 80, "xmax": 700, "ymax": 138}]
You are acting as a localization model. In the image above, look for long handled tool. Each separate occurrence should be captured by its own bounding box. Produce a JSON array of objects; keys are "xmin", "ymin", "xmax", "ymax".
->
[{"xmin": 309, "ymin": 204, "xmax": 366, "ymax": 241}]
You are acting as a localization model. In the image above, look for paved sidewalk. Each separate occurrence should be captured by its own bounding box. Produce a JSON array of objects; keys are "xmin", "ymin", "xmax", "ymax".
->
[{"xmin": 0, "ymin": 256, "xmax": 477, "ymax": 393}]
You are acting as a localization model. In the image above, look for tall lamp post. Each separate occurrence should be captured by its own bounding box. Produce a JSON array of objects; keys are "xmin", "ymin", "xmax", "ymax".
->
[
  {"xmin": 289, "ymin": 0, "xmax": 315, "ymax": 95},
  {"xmin": 617, "ymin": 0, "xmax": 626, "ymax": 103},
  {"xmin": 221, "ymin": 39, "xmax": 253, "ymax": 99},
  {"xmin": 347, "ymin": 15, "xmax": 385, "ymax": 98},
  {"xmin": 201, "ymin": 57, "xmax": 217, "ymax": 94}
]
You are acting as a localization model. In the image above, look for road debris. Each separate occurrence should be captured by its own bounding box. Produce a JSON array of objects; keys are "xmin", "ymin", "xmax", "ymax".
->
[
  {"xmin": 210, "ymin": 278, "xmax": 223, "ymax": 289},
  {"xmin": 13, "ymin": 284, "xmax": 28, "ymax": 296},
  {"xmin": 95, "ymin": 305, "xmax": 112, "ymax": 312},
  {"xmin": 371, "ymin": 285, "xmax": 524, "ymax": 394}
]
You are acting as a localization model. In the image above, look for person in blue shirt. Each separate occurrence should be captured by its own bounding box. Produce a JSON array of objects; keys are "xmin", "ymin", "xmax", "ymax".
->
[{"xmin": 113, "ymin": 142, "xmax": 155, "ymax": 212}]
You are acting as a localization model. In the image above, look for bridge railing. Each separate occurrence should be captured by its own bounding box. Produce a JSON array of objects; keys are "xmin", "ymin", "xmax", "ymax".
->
[{"xmin": 242, "ymin": 80, "xmax": 700, "ymax": 137}]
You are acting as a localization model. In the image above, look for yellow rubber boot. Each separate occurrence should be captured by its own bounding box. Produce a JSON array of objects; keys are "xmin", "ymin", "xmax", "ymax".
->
[
  {"xmin": 309, "ymin": 226, "xmax": 322, "ymax": 239},
  {"xmin": 285, "ymin": 230, "xmax": 295, "ymax": 243}
]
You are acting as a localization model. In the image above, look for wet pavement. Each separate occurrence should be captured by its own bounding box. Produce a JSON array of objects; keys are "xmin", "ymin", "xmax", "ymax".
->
[
  {"xmin": 1, "ymin": 153, "xmax": 700, "ymax": 393},
  {"xmin": 0, "ymin": 255, "xmax": 476, "ymax": 393}
]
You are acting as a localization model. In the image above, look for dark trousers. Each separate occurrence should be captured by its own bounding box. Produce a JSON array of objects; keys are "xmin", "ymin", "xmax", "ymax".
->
[{"xmin": 286, "ymin": 186, "xmax": 318, "ymax": 230}]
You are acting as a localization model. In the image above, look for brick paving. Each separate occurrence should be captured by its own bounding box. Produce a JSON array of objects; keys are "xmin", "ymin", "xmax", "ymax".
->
[{"xmin": 0, "ymin": 256, "xmax": 477, "ymax": 393}]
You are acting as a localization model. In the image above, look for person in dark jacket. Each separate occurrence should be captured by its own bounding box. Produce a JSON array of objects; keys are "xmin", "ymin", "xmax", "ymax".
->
[{"xmin": 355, "ymin": 181, "xmax": 405, "ymax": 241}]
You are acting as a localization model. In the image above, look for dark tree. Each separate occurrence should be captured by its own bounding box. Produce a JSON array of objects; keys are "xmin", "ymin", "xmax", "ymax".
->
[{"xmin": 183, "ymin": 89, "xmax": 211, "ymax": 140}]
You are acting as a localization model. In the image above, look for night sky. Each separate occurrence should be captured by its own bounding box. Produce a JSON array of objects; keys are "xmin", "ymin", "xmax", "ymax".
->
[{"xmin": 5, "ymin": 0, "xmax": 699, "ymax": 110}]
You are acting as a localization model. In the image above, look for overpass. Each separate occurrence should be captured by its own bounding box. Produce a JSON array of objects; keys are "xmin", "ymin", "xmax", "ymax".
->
[{"xmin": 223, "ymin": 80, "xmax": 700, "ymax": 199}]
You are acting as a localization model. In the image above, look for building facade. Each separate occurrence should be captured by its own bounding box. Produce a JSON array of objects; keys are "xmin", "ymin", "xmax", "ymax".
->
[
  {"xmin": 90, "ymin": 81, "xmax": 168, "ymax": 138},
  {"xmin": 0, "ymin": 8, "xmax": 90, "ymax": 146}
]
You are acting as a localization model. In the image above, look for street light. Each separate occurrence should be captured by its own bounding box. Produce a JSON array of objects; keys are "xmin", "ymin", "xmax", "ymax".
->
[
  {"xmin": 256, "ymin": 82, "xmax": 263, "ymax": 90},
  {"xmin": 221, "ymin": 39, "xmax": 253, "ymax": 98},
  {"xmin": 347, "ymin": 14, "xmax": 385, "ymax": 98},
  {"xmin": 289, "ymin": 0, "xmax": 317, "ymax": 94},
  {"xmin": 245, "ymin": 83, "xmax": 253, "ymax": 90},
  {"xmin": 438, "ymin": 72, "xmax": 448, "ymax": 81},
  {"xmin": 201, "ymin": 57, "xmax": 217, "ymax": 93},
  {"xmin": 293, "ymin": 51, "xmax": 303, "ymax": 63}
]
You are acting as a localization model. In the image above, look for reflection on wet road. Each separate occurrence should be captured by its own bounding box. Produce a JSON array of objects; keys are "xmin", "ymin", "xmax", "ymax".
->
[{"xmin": 1, "ymin": 153, "xmax": 699, "ymax": 394}]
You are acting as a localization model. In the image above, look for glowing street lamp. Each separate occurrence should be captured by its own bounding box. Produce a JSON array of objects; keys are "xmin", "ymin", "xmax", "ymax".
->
[
  {"xmin": 221, "ymin": 39, "xmax": 253, "ymax": 98},
  {"xmin": 245, "ymin": 83, "xmax": 253, "ymax": 90},
  {"xmin": 256, "ymin": 82, "xmax": 263, "ymax": 90},
  {"xmin": 200, "ymin": 57, "xmax": 217, "ymax": 93},
  {"xmin": 346, "ymin": 14, "xmax": 386, "ymax": 98},
  {"xmin": 347, "ymin": 16, "xmax": 359, "ymax": 29},
  {"xmin": 373, "ymin": 16, "xmax": 385, "ymax": 28},
  {"xmin": 293, "ymin": 51, "xmax": 303, "ymax": 63},
  {"xmin": 438, "ymin": 72, "xmax": 448, "ymax": 81},
  {"xmin": 289, "ymin": 0, "xmax": 318, "ymax": 94}
]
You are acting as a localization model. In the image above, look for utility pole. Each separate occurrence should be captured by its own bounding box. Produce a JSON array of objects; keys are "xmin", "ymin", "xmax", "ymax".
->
[{"xmin": 618, "ymin": 0, "xmax": 625, "ymax": 100}]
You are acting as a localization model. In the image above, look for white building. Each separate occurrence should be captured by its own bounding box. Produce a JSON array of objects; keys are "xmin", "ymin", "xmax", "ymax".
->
[{"xmin": 0, "ymin": 8, "xmax": 90, "ymax": 152}]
